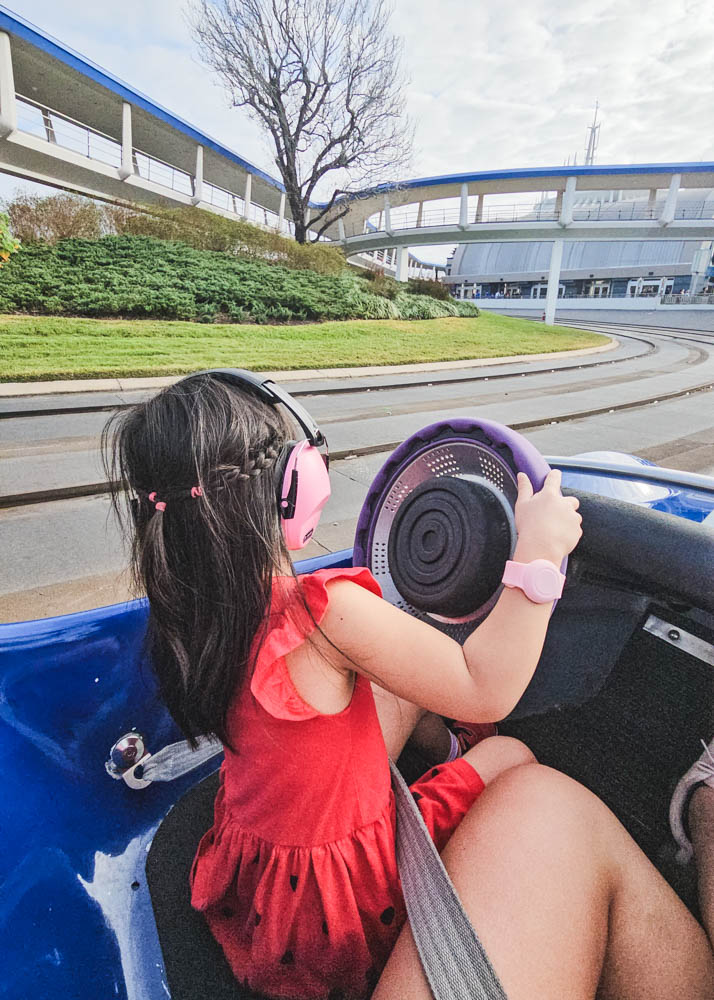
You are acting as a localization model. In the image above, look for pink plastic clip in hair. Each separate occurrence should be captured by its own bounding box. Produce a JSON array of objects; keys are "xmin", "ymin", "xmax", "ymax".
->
[
  {"xmin": 155, "ymin": 501, "xmax": 167, "ymax": 512},
  {"xmin": 190, "ymin": 486, "xmax": 203, "ymax": 498}
]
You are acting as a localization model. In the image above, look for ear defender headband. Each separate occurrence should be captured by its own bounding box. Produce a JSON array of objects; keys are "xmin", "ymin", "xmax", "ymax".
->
[{"xmin": 189, "ymin": 368, "xmax": 331, "ymax": 550}]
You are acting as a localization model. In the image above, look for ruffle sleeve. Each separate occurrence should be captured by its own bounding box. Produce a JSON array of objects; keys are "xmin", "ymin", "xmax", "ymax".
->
[{"xmin": 250, "ymin": 567, "xmax": 382, "ymax": 721}]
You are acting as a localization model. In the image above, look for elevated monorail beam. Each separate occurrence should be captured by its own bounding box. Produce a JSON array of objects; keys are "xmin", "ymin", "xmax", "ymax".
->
[
  {"xmin": 327, "ymin": 164, "xmax": 714, "ymax": 237},
  {"xmin": 0, "ymin": 11, "xmax": 302, "ymax": 232},
  {"xmin": 340, "ymin": 219, "xmax": 714, "ymax": 254}
]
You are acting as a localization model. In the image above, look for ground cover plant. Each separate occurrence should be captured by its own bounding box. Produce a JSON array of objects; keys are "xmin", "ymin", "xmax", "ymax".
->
[
  {"xmin": 0, "ymin": 313, "xmax": 608, "ymax": 381},
  {"xmin": 0, "ymin": 235, "xmax": 479, "ymax": 324}
]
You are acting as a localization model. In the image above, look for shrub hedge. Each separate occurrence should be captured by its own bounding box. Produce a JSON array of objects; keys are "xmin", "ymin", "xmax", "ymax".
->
[
  {"xmin": 406, "ymin": 277, "xmax": 451, "ymax": 301},
  {"xmin": 0, "ymin": 236, "xmax": 478, "ymax": 324},
  {"xmin": 103, "ymin": 203, "xmax": 346, "ymax": 275},
  {"xmin": 4, "ymin": 192, "xmax": 346, "ymax": 274}
]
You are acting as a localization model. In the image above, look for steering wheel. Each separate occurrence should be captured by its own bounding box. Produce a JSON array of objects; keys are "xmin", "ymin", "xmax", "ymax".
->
[{"xmin": 353, "ymin": 419, "xmax": 565, "ymax": 645}]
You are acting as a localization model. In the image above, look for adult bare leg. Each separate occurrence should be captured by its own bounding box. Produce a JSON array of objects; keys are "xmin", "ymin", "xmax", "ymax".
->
[
  {"xmin": 690, "ymin": 785, "xmax": 714, "ymax": 949},
  {"xmin": 370, "ymin": 683, "xmax": 429, "ymax": 759},
  {"xmin": 373, "ymin": 764, "xmax": 714, "ymax": 1000}
]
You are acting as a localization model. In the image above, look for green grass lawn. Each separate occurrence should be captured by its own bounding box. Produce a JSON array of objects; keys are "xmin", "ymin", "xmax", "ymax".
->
[{"xmin": 0, "ymin": 313, "xmax": 609, "ymax": 381}]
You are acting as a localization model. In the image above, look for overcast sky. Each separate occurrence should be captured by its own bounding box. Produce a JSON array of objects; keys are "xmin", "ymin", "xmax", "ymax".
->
[{"xmin": 2, "ymin": 0, "xmax": 713, "ymax": 261}]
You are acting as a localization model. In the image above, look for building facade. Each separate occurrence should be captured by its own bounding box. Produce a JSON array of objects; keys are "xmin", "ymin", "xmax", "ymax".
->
[{"xmin": 445, "ymin": 189, "xmax": 714, "ymax": 301}]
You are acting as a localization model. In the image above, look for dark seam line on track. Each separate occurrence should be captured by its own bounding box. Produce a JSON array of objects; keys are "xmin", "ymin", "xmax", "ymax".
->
[
  {"xmin": 569, "ymin": 319, "xmax": 714, "ymax": 337},
  {"xmin": 562, "ymin": 321, "xmax": 714, "ymax": 346},
  {"xmin": 321, "ymin": 345, "xmax": 709, "ymax": 426},
  {"xmin": 0, "ymin": 334, "xmax": 660, "ymax": 419},
  {"xmin": 3, "ymin": 378, "xmax": 712, "ymax": 510}
]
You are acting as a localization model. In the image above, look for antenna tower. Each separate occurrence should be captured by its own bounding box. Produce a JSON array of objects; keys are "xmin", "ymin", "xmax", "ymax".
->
[{"xmin": 584, "ymin": 102, "xmax": 600, "ymax": 166}]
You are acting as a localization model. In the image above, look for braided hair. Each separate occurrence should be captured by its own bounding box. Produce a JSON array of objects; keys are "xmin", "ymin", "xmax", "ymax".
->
[
  {"xmin": 103, "ymin": 373, "xmax": 292, "ymax": 749},
  {"xmin": 214, "ymin": 439, "xmax": 282, "ymax": 483}
]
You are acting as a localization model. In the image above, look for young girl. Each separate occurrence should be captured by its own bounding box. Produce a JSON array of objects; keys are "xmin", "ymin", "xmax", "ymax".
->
[{"xmin": 106, "ymin": 370, "xmax": 714, "ymax": 1000}]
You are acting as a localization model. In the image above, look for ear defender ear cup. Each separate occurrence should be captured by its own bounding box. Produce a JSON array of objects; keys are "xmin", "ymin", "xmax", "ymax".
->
[
  {"xmin": 279, "ymin": 440, "xmax": 331, "ymax": 550},
  {"xmin": 180, "ymin": 369, "xmax": 330, "ymax": 550}
]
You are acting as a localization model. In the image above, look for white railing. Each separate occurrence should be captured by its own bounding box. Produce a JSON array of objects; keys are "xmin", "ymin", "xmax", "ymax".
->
[
  {"xmin": 203, "ymin": 180, "xmax": 244, "ymax": 216},
  {"xmin": 132, "ymin": 148, "xmax": 193, "ymax": 196},
  {"xmin": 16, "ymin": 94, "xmax": 121, "ymax": 168},
  {"xmin": 455, "ymin": 292, "xmax": 703, "ymax": 303},
  {"xmin": 571, "ymin": 203, "xmax": 714, "ymax": 222},
  {"xmin": 344, "ymin": 197, "xmax": 714, "ymax": 240},
  {"xmin": 12, "ymin": 95, "xmax": 342, "ymax": 245},
  {"xmin": 661, "ymin": 293, "xmax": 714, "ymax": 305}
]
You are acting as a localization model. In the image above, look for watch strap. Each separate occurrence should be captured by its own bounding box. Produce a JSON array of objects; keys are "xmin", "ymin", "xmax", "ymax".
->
[{"xmin": 502, "ymin": 559, "xmax": 565, "ymax": 603}]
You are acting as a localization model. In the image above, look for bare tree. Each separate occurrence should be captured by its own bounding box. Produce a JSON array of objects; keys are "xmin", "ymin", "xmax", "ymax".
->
[{"xmin": 188, "ymin": 0, "xmax": 413, "ymax": 243}]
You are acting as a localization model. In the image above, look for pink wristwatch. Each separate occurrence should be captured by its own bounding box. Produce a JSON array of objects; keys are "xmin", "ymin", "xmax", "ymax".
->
[{"xmin": 502, "ymin": 559, "xmax": 565, "ymax": 603}]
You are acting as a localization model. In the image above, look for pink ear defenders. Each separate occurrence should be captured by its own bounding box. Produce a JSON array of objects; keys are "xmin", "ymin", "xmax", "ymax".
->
[{"xmin": 191, "ymin": 368, "xmax": 331, "ymax": 550}]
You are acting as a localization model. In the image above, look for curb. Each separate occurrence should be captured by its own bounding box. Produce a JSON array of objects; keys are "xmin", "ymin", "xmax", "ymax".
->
[{"xmin": 0, "ymin": 337, "xmax": 617, "ymax": 398}]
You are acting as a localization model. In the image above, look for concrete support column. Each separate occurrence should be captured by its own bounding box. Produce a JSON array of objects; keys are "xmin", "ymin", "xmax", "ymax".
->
[
  {"xmin": 337, "ymin": 216, "xmax": 346, "ymax": 242},
  {"xmin": 395, "ymin": 245, "xmax": 409, "ymax": 282},
  {"xmin": 244, "ymin": 173, "xmax": 252, "ymax": 221},
  {"xmin": 559, "ymin": 175, "xmax": 577, "ymax": 227},
  {"xmin": 0, "ymin": 32, "xmax": 16, "ymax": 139},
  {"xmin": 544, "ymin": 238, "xmax": 564, "ymax": 326},
  {"xmin": 647, "ymin": 188, "xmax": 657, "ymax": 218},
  {"xmin": 191, "ymin": 145, "xmax": 204, "ymax": 204},
  {"xmin": 278, "ymin": 192, "xmax": 286, "ymax": 232},
  {"xmin": 659, "ymin": 173, "xmax": 681, "ymax": 226},
  {"xmin": 416, "ymin": 201, "xmax": 424, "ymax": 227},
  {"xmin": 689, "ymin": 241, "xmax": 712, "ymax": 295},
  {"xmin": 383, "ymin": 195, "xmax": 393, "ymax": 236},
  {"xmin": 118, "ymin": 102, "xmax": 133, "ymax": 179},
  {"xmin": 474, "ymin": 194, "xmax": 484, "ymax": 223},
  {"xmin": 458, "ymin": 183, "xmax": 469, "ymax": 229}
]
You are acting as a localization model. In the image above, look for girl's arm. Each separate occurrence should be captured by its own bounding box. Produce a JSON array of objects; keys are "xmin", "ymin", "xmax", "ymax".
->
[{"xmin": 317, "ymin": 470, "xmax": 582, "ymax": 721}]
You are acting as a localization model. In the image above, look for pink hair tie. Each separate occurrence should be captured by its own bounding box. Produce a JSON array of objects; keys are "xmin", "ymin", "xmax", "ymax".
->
[
  {"xmin": 190, "ymin": 486, "xmax": 203, "ymax": 498},
  {"xmin": 147, "ymin": 491, "xmax": 166, "ymax": 512}
]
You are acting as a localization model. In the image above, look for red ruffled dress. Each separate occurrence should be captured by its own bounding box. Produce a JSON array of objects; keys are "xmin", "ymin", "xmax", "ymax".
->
[{"xmin": 190, "ymin": 568, "xmax": 485, "ymax": 999}]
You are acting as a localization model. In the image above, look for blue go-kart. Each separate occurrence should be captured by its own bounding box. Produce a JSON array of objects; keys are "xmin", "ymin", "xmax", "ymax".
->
[{"xmin": 1, "ymin": 420, "xmax": 713, "ymax": 1000}]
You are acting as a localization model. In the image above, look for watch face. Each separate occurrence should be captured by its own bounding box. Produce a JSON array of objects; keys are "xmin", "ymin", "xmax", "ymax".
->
[{"xmin": 532, "ymin": 562, "xmax": 560, "ymax": 601}]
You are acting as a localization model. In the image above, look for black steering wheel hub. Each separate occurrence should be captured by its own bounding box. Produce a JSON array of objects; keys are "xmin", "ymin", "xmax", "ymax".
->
[{"xmin": 388, "ymin": 475, "xmax": 514, "ymax": 617}]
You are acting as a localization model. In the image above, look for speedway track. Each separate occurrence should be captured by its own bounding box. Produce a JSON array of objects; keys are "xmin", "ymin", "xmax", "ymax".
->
[
  {"xmin": 2, "ymin": 320, "xmax": 714, "ymax": 620},
  {"xmin": 1, "ymin": 323, "xmax": 713, "ymax": 509}
]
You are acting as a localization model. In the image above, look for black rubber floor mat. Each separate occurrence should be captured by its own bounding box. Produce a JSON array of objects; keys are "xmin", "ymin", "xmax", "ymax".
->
[
  {"xmin": 501, "ymin": 625, "xmax": 713, "ymax": 914},
  {"xmin": 146, "ymin": 769, "xmax": 247, "ymax": 1000}
]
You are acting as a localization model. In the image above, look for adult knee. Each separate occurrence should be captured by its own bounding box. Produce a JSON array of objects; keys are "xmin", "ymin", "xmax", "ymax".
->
[
  {"xmin": 477, "ymin": 763, "xmax": 610, "ymax": 846},
  {"xmin": 462, "ymin": 734, "xmax": 537, "ymax": 784}
]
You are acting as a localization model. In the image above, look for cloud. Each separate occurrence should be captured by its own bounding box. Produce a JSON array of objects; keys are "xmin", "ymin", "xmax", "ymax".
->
[{"xmin": 3, "ymin": 0, "xmax": 714, "ymax": 214}]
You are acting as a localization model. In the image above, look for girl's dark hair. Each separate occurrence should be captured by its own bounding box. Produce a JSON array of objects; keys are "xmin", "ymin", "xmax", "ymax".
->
[{"xmin": 103, "ymin": 374, "xmax": 292, "ymax": 749}]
